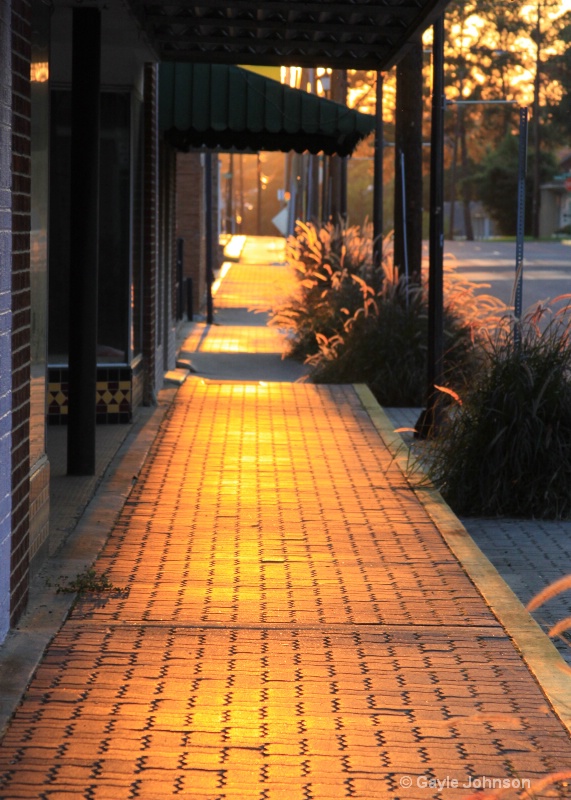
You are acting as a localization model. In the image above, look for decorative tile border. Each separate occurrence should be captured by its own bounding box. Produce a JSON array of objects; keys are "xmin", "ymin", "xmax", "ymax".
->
[{"xmin": 48, "ymin": 366, "xmax": 134, "ymax": 425}]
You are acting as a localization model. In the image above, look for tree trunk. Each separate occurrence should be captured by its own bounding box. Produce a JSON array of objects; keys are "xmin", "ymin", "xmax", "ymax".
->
[{"xmin": 393, "ymin": 42, "xmax": 424, "ymax": 281}]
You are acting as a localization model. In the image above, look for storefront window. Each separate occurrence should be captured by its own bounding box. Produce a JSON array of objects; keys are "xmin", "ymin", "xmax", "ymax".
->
[{"xmin": 48, "ymin": 91, "xmax": 132, "ymax": 364}]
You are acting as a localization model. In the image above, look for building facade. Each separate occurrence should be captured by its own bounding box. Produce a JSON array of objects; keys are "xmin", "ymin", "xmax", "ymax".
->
[
  {"xmin": 0, "ymin": 0, "xmax": 191, "ymax": 641},
  {"xmin": 0, "ymin": 0, "xmax": 13, "ymax": 641}
]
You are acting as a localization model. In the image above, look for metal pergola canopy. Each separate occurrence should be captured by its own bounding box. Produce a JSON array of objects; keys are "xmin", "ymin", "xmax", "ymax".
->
[{"xmin": 130, "ymin": 0, "xmax": 449, "ymax": 71}]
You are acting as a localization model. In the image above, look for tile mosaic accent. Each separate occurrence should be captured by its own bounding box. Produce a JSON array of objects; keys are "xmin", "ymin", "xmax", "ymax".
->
[{"xmin": 48, "ymin": 366, "xmax": 134, "ymax": 425}]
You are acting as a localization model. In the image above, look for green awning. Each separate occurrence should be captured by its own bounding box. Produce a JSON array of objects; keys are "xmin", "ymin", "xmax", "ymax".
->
[{"xmin": 159, "ymin": 63, "xmax": 376, "ymax": 157}]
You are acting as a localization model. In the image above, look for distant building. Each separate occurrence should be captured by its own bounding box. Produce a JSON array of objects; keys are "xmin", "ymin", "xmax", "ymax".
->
[
  {"xmin": 444, "ymin": 202, "xmax": 498, "ymax": 240},
  {"xmin": 540, "ymin": 180, "xmax": 571, "ymax": 238}
]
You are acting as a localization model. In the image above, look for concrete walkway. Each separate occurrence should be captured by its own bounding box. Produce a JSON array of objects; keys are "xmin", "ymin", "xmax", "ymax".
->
[{"xmin": 1, "ymin": 237, "xmax": 571, "ymax": 799}]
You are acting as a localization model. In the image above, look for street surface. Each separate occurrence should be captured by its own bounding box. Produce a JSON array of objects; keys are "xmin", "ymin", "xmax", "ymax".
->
[{"xmin": 433, "ymin": 239, "xmax": 571, "ymax": 311}]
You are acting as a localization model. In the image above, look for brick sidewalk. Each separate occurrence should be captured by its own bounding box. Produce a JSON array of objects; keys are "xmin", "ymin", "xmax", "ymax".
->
[
  {"xmin": 1, "ymin": 236, "xmax": 571, "ymax": 799},
  {"xmin": 1, "ymin": 378, "xmax": 571, "ymax": 798}
]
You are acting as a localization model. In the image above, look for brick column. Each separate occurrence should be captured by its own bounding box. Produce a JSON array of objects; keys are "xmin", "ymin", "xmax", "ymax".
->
[
  {"xmin": 143, "ymin": 63, "xmax": 157, "ymax": 405},
  {"xmin": 162, "ymin": 141, "xmax": 177, "ymax": 369},
  {"xmin": 10, "ymin": 0, "xmax": 31, "ymax": 626},
  {"xmin": 176, "ymin": 153, "xmax": 206, "ymax": 316},
  {"xmin": 0, "ymin": 0, "xmax": 13, "ymax": 641}
]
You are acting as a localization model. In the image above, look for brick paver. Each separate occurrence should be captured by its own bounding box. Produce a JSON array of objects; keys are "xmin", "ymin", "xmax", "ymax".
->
[
  {"xmin": 1, "ymin": 238, "xmax": 571, "ymax": 799},
  {"xmin": 214, "ymin": 237, "xmax": 290, "ymax": 311}
]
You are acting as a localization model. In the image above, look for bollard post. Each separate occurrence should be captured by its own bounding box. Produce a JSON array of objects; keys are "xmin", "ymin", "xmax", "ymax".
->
[{"xmin": 186, "ymin": 277, "xmax": 194, "ymax": 321}]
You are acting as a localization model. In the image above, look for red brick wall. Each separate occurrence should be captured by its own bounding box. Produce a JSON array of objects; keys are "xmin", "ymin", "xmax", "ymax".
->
[
  {"xmin": 158, "ymin": 140, "xmax": 175, "ymax": 371},
  {"xmin": 176, "ymin": 153, "xmax": 206, "ymax": 315},
  {"xmin": 143, "ymin": 63, "xmax": 157, "ymax": 404},
  {"xmin": 166, "ymin": 144, "xmax": 177, "ymax": 338},
  {"xmin": 159, "ymin": 142, "xmax": 177, "ymax": 369},
  {"xmin": 10, "ymin": 0, "xmax": 31, "ymax": 626}
]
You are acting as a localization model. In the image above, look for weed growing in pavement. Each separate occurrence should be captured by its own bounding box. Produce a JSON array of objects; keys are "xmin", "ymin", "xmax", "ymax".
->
[
  {"xmin": 427, "ymin": 297, "xmax": 571, "ymax": 519},
  {"xmin": 270, "ymin": 220, "xmax": 504, "ymax": 407},
  {"xmin": 49, "ymin": 568, "xmax": 126, "ymax": 595}
]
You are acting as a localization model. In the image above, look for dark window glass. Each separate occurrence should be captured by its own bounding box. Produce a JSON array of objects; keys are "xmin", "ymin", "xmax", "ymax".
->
[{"xmin": 48, "ymin": 91, "xmax": 131, "ymax": 364}]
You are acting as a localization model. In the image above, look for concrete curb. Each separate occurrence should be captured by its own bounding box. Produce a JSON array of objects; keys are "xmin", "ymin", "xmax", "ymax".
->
[
  {"xmin": 223, "ymin": 234, "xmax": 247, "ymax": 261},
  {"xmin": 354, "ymin": 383, "xmax": 571, "ymax": 738}
]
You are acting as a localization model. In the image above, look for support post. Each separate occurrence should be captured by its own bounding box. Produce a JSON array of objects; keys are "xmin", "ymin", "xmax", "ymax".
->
[
  {"xmin": 142, "ymin": 64, "xmax": 158, "ymax": 407},
  {"xmin": 226, "ymin": 152, "xmax": 234, "ymax": 234},
  {"xmin": 514, "ymin": 107, "xmax": 529, "ymax": 343},
  {"xmin": 416, "ymin": 15, "xmax": 445, "ymax": 439},
  {"xmin": 320, "ymin": 155, "xmax": 329, "ymax": 224},
  {"xmin": 176, "ymin": 238, "xmax": 184, "ymax": 320},
  {"xmin": 67, "ymin": 7, "xmax": 101, "ymax": 475},
  {"xmin": 257, "ymin": 152, "xmax": 262, "ymax": 235},
  {"xmin": 399, "ymin": 150, "xmax": 409, "ymax": 289},
  {"xmin": 532, "ymin": 0, "xmax": 541, "ymax": 240},
  {"xmin": 205, "ymin": 151, "xmax": 214, "ymax": 325},
  {"xmin": 329, "ymin": 69, "xmax": 348, "ymax": 222},
  {"xmin": 393, "ymin": 41, "xmax": 423, "ymax": 280},
  {"xmin": 373, "ymin": 72, "xmax": 384, "ymax": 266},
  {"xmin": 239, "ymin": 154, "xmax": 244, "ymax": 233}
]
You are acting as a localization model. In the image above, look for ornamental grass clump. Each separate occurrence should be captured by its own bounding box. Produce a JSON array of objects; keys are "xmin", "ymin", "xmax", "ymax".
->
[
  {"xmin": 306, "ymin": 257, "xmax": 431, "ymax": 406},
  {"xmin": 428, "ymin": 298, "xmax": 571, "ymax": 519},
  {"xmin": 271, "ymin": 219, "xmax": 504, "ymax": 407},
  {"xmin": 306, "ymin": 253, "xmax": 486, "ymax": 407},
  {"xmin": 270, "ymin": 219, "xmax": 382, "ymax": 360}
]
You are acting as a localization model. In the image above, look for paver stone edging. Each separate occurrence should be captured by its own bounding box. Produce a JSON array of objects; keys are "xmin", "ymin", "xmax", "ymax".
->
[{"xmin": 354, "ymin": 383, "xmax": 571, "ymax": 738}]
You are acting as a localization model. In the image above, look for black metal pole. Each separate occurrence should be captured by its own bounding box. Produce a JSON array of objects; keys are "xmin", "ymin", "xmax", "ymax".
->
[
  {"xmin": 239, "ymin": 153, "xmax": 244, "ymax": 233},
  {"xmin": 448, "ymin": 107, "xmax": 460, "ymax": 239},
  {"xmin": 330, "ymin": 69, "xmax": 348, "ymax": 222},
  {"xmin": 226, "ymin": 152, "xmax": 234, "ymax": 234},
  {"xmin": 340, "ymin": 157, "xmax": 347, "ymax": 221},
  {"xmin": 532, "ymin": 0, "xmax": 541, "ymax": 240},
  {"xmin": 399, "ymin": 150, "xmax": 409, "ymax": 286},
  {"xmin": 321, "ymin": 156, "xmax": 329, "ymax": 224},
  {"xmin": 416, "ymin": 15, "xmax": 445, "ymax": 439},
  {"xmin": 205, "ymin": 151, "xmax": 214, "ymax": 325},
  {"xmin": 373, "ymin": 72, "xmax": 384, "ymax": 266},
  {"xmin": 186, "ymin": 277, "xmax": 194, "ymax": 322},
  {"xmin": 514, "ymin": 107, "xmax": 529, "ymax": 344},
  {"xmin": 67, "ymin": 7, "xmax": 101, "ymax": 475},
  {"xmin": 176, "ymin": 238, "xmax": 184, "ymax": 320},
  {"xmin": 257, "ymin": 152, "xmax": 262, "ymax": 235}
]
